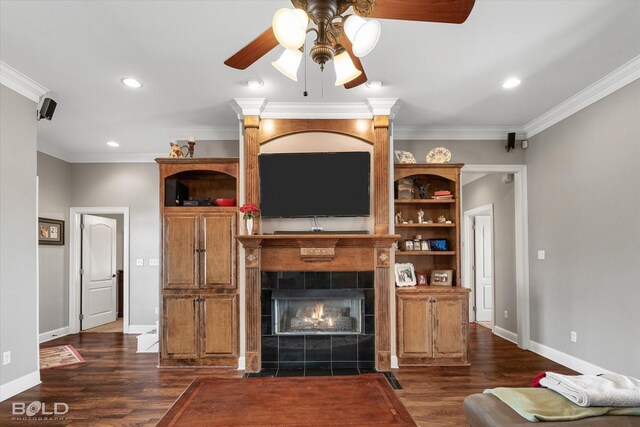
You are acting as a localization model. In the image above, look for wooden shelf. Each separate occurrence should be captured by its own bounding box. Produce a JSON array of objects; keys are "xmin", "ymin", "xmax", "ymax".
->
[
  {"xmin": 395, "ymin": 199, "xmax": 455, "ymax": 204},
  {"xmin": 395, "ymin": 223, "xmax": 455, "ymax": 228},
  {"xmin": 396, "ymin": 251, "xmax": 456, "ymax": 256}
]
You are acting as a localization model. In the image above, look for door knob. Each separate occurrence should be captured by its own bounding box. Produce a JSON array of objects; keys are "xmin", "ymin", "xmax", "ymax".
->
[{"xmin": 112, "ymin": 274, "xmax": 117, "ymax": 278}]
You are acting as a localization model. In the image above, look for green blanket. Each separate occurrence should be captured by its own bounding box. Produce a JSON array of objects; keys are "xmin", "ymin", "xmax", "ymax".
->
[{"xmin": 485, "ymin": 388, "xmax": 640, "ymax": 422}]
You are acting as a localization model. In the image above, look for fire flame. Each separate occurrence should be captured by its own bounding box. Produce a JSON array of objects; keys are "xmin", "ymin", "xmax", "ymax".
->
[{"xmin": 312, "ymin": 302, "xmax": 324, "ymax": 320}]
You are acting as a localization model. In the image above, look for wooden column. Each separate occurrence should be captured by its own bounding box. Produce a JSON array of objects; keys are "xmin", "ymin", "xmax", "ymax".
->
[
  {"xmin": 374, "ymin": 243, "xmax": 391, "ymax": 371},
  {"xmin": 243, "ymin": 115, "xmax": 261, "ymax": 234},
  {"xmin": 373, "ymin": 115, "xmax": 390, "ymax": 234},
  {"xmin": 243, "ymin": 240, "xmax": 262, "ymax": 372}
]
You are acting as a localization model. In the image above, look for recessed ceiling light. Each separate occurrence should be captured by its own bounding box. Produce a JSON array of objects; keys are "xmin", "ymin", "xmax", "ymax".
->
[
  {"xmin": 121, "ymin": 77, "xmax": 143, "ymax": 88},
  {"xmin": 107, "ymin": 141, "xmax": 119, "ymax": 147},
  {"xmin": 502, "ymin": 78, "xmax": 521, "ymax": 89},
  {"xmin": 366, "ymin": 80, "xmax": 383, "ymax": 89},
  {"xmin": 247, "ymin": 79, "xmax": 264, "ymax": 89}
]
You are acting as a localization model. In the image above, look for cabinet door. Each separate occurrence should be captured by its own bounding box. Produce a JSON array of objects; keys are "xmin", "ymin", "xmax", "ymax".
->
[
  {"xmin": 163, "ymin": 214, "xmax": 198, "ymax": 289},
  {"xmin": 200, "ymin": 213, "xmax": 236, "ymax": 289},
  {"xmin": 432, "ymin": 296, "xmax": 466, "ymax": 358},
  {"xmin": 163, "ymin": 295, "xmax": 198, "ymax": 359},
  {"xmin": 397, "ymin": 295, "xmax": 433, "ymax": 358},
  {"xmin": 200, "ymin": 294, "xmax": 238, "ymax": 357}
]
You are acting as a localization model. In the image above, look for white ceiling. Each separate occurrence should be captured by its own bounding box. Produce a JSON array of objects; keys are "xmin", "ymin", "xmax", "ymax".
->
[{"xmin": 1, "ymin": 0, "xmax": 640, "ymax": 158}]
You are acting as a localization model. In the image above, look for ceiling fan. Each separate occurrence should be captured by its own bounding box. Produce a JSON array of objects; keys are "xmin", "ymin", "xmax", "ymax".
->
[{"xmin": 224, "ymin": 0, "xmax": 476, "ymax": 89}]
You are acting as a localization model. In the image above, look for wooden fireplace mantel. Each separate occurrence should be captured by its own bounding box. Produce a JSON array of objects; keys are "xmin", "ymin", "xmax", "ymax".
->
[{"xmin": 237, "ymin": 234, "xmax": 399, "ymax": 373}]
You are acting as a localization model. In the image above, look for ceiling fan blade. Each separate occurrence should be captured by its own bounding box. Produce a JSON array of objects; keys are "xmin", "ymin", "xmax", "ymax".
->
[
  {"xmin": 364, "ymin": 0, "xmax": 476, "ymax": 24},
  {"xmin": 337, "ymin": 27, "xmax": 367, "ymax": 89},
  {"xmin": 224, "ymin": 27, "xmax": 279, "ymax": 70}
]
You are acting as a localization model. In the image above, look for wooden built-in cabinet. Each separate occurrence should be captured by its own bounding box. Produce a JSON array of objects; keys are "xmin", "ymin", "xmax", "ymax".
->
[
  {"xmin": 156, "ymin": 158, "xmax": 239, "ymax": 367},
  {"xmin": 397, "ymin": 287, "xmax": 470, "ymax": 366},
  {"xmin": 394, "ymin": 163, "xmax": 470, "ymax": 366}
]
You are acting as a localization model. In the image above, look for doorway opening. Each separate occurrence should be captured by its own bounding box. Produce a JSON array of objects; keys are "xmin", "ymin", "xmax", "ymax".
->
[
  {"xmin": 460, "ymin": 165, "xmax": 529, "ymax": 349},
  {"xmin": 69, "ymin": 207, "xmax": 130, "ymax": 334}
]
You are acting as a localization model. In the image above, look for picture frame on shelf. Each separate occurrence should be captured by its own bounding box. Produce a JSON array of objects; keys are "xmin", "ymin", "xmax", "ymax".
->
[
  {"xmin": 404, "ymin": 239, "xmax": 414, "ymax": 251},
  {"xmin": 397, "ymin": 178, "xmax": 414, "ymax": 199},
  {"xmin": 429, "ymin": 239, "xmax": 448, "ymax": 251},
  {"xmin": 430, "ymin": 270, "xmax": 453, "ymax": 287},
  {"xmin": 420, "ymin": 240, "xmax": 430, "ymax": 251},
  {"xmin": 416, "ymin": 272, "xmax": 428, "ymax": 286},
  {"xmin": 395, "ymin": 263, "xmax": 417, "ymax": 287},
  {"xmin": 39, "ymin": 218, "xmax": 64, "ymax": 246}
]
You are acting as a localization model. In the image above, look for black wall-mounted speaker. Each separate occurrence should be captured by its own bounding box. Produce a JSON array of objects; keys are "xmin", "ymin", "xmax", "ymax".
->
[
  {"xmin": 38, "ymin": 98, "xmax": 57, "ymax": 121},
  {"xmin": 506, "ymin": 132, "xmax": 516, "ymax": 152}
]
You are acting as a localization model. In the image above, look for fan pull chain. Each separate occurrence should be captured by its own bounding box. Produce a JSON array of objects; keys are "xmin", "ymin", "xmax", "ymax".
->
[
  {"xmin": 303, "ymin": 39, "xmax": 308, "ymax": 97},
  {"xmin": 321, "ymin": 67, "xmax": 324, "ymax": 98}
]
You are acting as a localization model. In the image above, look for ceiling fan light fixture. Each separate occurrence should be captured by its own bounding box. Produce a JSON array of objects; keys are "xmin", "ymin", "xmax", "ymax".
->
[
  {"xmin": 503, "ymin": 78, "xmax": 521, "ymax": 89},
  {"xmin": 272, "ymin": 8, "xmax": 309, "ymax": 50},
  {"xmin": 344, "ymin": 15, "xmax": 381, "ymax": 58},
  {"xmin": 334, "ymin": 50, "xmax": 362, "ymax": 86},
  {"xmin": 272, "ymin": 48, "xmax": 303, "ymax": 81}
]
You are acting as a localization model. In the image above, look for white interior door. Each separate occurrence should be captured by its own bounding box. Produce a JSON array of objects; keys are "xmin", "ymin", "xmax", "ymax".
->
[
  {"xmin": 474, "ymin": 216, "xmax": 493, "ymax": 323},
  {"xmin": 81, "ymin": 214, "xmax": 117, "ymax": 330}
]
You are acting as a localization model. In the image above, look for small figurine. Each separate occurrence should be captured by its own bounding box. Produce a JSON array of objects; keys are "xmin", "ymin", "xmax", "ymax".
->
[
  {"xmin": 395, "ymin": 211, "xmax": 404, "ymax": 224},
  {"xmin": 408, "ymin": 219, "xmax": 414, "ymax": 224},
  {"xmin": 418, "ymin": 182, "xmax": 431, "ymax": 199},
  {"xmin": 185, "ymin": 136, "xmax": 196, "ymax": 158},
  {"xmin": 426, "ymin": 218, "xmax": 434, "ymax": 224},
  {"xmin": 437, "ymin": 215, "xmax": 447, "ymax": 224},
  {"xmin": 417, "ymin": 209, "xmax": 425, "ymax": 224}
]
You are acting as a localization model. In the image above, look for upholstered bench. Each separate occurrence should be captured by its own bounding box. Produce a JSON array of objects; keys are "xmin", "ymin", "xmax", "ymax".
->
[{"xmin": 464, "ymin": 393, "xmax": 640, "ymax": 426}]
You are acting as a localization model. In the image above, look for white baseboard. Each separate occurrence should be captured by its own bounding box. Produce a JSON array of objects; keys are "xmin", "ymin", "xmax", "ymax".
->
[
  {"xmin": 39, "ymin": 326, "xmax": 70, "ymax": 343},
  {"xmin": 493, "ymin": 326, "xmax": 518, "ymax": 344},
  {"xmin": 0, "ymin": 371, "xmax": 41, "ymax": 402},
  {"xmin": 126, "ymin": 324, "xmax": 155, "ymax": 334},
  {"xmin": 391, "ymin": 355, "xmax": 399, "ymax": 369},
  {"xmin": 529, "ymin": 340, "xmax": 612, "ymax": 375},
  {"xmin": 237, "ymin": 357, "xmax": 246, "ymax": 370}
]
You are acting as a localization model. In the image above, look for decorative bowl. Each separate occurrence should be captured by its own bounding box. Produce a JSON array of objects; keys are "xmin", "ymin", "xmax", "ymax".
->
[{"xmin": 214, "ymin": 198, "xmax": 237, "ymax": 207}]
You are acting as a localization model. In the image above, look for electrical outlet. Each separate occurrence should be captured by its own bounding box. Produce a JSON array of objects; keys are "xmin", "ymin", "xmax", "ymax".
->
[
  {"xmin": 571, "ymin": 331, "xmax": 577, "ymax": 343},
  {"xmin": 136, "ymin": 258, "xmax": 144, "ymax": 266},
  {"xmin": 504, "ymin": 310, "xmax": 509, "ymax": 319},
  {"xmin": 149, "ymin": 258, "xmax": 159, "ymax": 266},
  {"xmin": 538, "ymin": 250, "xmax": 546, "ymax": 260},
  {"xmin": 155, "ymin": 307, "xmax": 159, "ymax": 315},
  {"xmin": 2, "ymin": 351, "xmax": 10, "ymax": 365}
]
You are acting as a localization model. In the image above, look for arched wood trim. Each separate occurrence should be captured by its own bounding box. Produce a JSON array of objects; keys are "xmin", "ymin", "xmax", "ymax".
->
[{"xmin": 258, "ymin": 119, "xmax": 374, "ymax": 145}]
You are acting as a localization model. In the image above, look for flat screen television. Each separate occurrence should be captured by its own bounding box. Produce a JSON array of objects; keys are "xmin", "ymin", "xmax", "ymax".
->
[{"xmin": 259, "ymin": 151, "xmax": 370, "ymax": 218}]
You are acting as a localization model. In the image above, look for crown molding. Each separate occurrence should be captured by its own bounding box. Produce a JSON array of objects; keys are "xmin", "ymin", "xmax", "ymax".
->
[
  {"xmin": 261, "ymin": 102, "xmax": 373, "ymax": 119},
  {"xmin": 38, "ymin": 140, "xmax": 73, "ymax": 162},
  {"xmin": 0, "ymin": 61, "xmax": 49, "ymax": 103},
  {"xmin": 394, "ymin": 126, "xmax": 526, "ymax": 141},
  {"xmin": 231, "ymin": 98, "xmax": 266, "ymax": 118},
  {"xmin": 524, "ymin": 54, "xmax": 640, "ymax": 138},
  {"xmin": 366, "ymin": 98, "xmax": 402, "ymax": 118}
]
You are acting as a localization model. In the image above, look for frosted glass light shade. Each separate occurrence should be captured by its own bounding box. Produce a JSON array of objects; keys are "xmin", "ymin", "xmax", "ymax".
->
[
  {"xmin": 344, "ymin": 15, "xmax": 381, "ymax": 57},
  {"xmin": 272, "ymin": 8, "xmax": 309, "ymax": 49},
  {"xmin": 272, "ymin": 48, "xmax": 303, "ymax": 81},
  {"xmin": 334, "ymin": 51, "xmax": 362, "ymax": 86}
]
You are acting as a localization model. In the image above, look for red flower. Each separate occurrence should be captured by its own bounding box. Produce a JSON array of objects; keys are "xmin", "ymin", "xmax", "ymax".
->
[{"xmin": 240, "ymin": 202, "xmax": 259, "ymax": 218}]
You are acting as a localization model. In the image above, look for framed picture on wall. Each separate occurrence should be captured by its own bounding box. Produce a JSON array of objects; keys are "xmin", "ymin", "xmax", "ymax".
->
[{"xmin": 39, "ymin": 218, "xmax": 64, "ymax": 246}]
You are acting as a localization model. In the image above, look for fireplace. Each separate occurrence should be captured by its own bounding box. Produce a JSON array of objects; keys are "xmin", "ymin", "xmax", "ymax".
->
[{"xmin": 272, "ymin": 289, "xmax": 364, "ymax": 335}]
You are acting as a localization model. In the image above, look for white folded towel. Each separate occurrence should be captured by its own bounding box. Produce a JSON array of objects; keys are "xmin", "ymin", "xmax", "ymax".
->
[{"xmin": 539, "ymin": 372, "xmax": 640, "ymax": 407}]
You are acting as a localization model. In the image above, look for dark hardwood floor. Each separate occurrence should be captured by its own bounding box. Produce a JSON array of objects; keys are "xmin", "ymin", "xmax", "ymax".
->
[{"xmin": 0, "ymin": 325, "xmax": 575, "ymax": 426}]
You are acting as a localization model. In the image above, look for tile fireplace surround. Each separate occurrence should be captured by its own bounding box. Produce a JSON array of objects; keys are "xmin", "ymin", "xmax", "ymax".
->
[
  {"xmin": 237, "ymin": 234, "xmax": 398, "ymax": 373},
  {"xmin": 261, "ymin": 271, "xmax": 375, "ymax": 370}
]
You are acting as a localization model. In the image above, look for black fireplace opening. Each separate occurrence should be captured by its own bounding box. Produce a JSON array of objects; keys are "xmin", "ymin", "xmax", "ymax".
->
[{"xmin": 261, "ymin": 271, "xmax": 375, "ymax": 371}]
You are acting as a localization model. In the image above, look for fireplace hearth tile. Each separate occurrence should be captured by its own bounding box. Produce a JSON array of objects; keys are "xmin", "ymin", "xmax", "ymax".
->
[
  {"xmin": 304, "ymin": 369, "xmax": 333, "ymax": 376},
  {"xmin": 261, "ymin": 315, "xmax": 272, "ymax": 336},
  {"xmin": 279, "ymin": 336, "xmax": 304, "ymax": 362},
  {"xmin": 261, "ymin": 362, "xmax": 278, "ymax": 369},
  {"xmin": 331, "ymin": 272, "xmax": 358, "ymax": 289},
  {"xmin": 365, "ymin": 315, "xmax": 375, "ymax": 335},
  {"xmin": 358, "ymin": 335, "xmax": 375, "ymax": 362},
  {"xmin": 278, "ymin": 272, "xmax": 304, "ymax": 289},
  {"xmin": 331, "ymin": 336, "xmax": 357, "ymax": 361},
  {"xmin": 364, "ymin": 290, "xmax": 375, "ymax": 315},
  {"xmin": 278, "ymin": 364, "xmax": 304, "ymax": 372},
  {"xmin": 332, "ymin": 368, "xmax": 359, "ymax": 376},
  {"xmin": 261, "ymin": 336, "xmax": 278, "ymax": 362},
  {"xmin": 304, "ymin": 272, "xmax": 330, "ymax": 289},
  {"xmin": 357, "ymin": 271, "xmax": 374, "ymax": 289},
  {"xmin": 305, "ymin": 336, "xmax": 331, "ymax": 362},
  {"xmin": 332, "ymin": 361, "xmax": 357, "ymax": 369},
  {"xmin": 306, "ymin": 361, "xmax": 331, "ymax": 370}
]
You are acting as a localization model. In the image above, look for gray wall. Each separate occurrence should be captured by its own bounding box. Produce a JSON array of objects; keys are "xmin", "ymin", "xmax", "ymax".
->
[
  {"xmin": 37, "ymin": 152, "xmax": 71, "ymax": 333},
  {"xmin": 462, "ymin": 173, "xmax": 517, "ymax": 333},
  {"xmin": 395, "ymin": 139, "xmax": 525, "ymax": 165},
  {"xmin": 0, "ymin": 86, "xmax": 39, "ymax": 387},
  {"xmin": 70, "ymin": 163, "xmax": 159, "ymax": 326},
  {"xmin": 527, "ymin": 79, "xmax": 640, "ymax": 378}
]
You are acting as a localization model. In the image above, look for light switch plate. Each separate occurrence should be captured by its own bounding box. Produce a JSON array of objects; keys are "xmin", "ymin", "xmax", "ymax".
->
[
  {"xmin": 149, "ymin": 258, "xmax": 159, "ymax": 266},
  {"xmin": 136, "ymin": 258, "xmax": 144, "ymax": 266},
  {"xmin": 537, "ymin": 250, "xmax": 546, "ymax": 260},
  {"xmin": 2, "ymin": 351, "xmax": 10, "ymax": 365}
]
